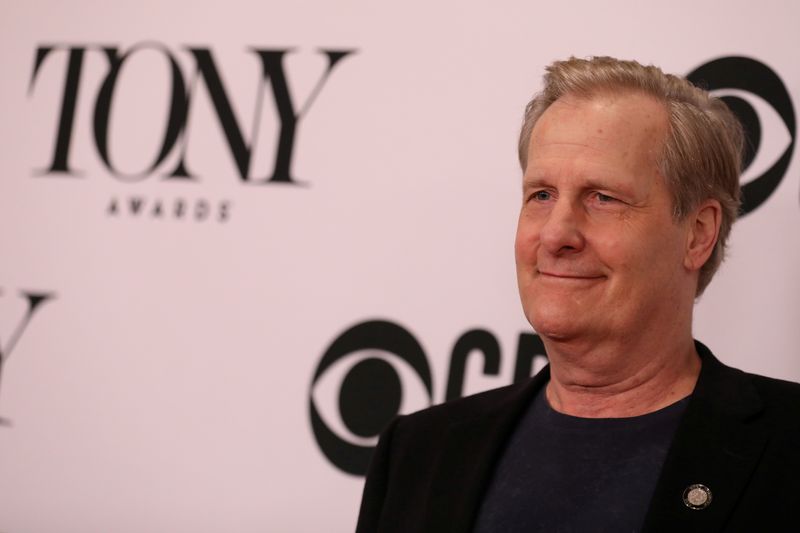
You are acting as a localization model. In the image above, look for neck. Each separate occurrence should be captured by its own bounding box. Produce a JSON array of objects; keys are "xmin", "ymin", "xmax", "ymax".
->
[{"xmin": 543, "ymin": 332, "xmax": 701, "ymax": 418}]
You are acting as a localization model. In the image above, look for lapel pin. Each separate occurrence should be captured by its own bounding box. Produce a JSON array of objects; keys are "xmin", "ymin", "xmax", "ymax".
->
[{"xmin": 683, "ymin": 483, "xmax": 713, "ymax": 510}]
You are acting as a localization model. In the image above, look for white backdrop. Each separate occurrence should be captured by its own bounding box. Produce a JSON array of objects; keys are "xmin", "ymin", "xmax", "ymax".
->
[{"xmin": 1, "ymin": 1, "xmax": 798, "ymax": 532}]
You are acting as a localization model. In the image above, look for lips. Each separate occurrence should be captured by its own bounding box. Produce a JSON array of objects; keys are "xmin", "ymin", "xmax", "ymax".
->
[{"xmin": 536, "ymin": 270, "xmax": 605, "ymax": 280}]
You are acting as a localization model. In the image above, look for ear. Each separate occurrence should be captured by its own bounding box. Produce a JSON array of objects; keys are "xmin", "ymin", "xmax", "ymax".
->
[{"xmin": 684, "ymin": 199, "xmax": 722, "ymax": 272}]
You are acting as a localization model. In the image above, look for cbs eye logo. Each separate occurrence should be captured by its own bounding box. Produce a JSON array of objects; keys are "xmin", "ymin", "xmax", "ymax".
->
[
  {"xmin": 309, "ymin": 320, "xmax": 433, "ymax": 476},
  {"xmin": 687, "ymin": 56, "xmax": 796, "ymax": 215},
  {"xmin": 310, "ymin": 320, "xmax": 548, "ymax": 475}
]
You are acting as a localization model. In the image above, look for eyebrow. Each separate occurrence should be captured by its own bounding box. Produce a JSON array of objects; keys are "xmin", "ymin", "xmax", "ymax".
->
[
  {"xmin": 522, "ymin": 175, "xmax": 635, "ymax": 196},
  {"xmin": 521, "ymin": 176, "xmax": 553, "ymax": 188}
]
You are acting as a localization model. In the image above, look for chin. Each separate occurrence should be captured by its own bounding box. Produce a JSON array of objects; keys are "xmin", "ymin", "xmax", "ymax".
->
[{"xmin": 527, "ymin": 309, "xmax": 583, "ymax": 341}]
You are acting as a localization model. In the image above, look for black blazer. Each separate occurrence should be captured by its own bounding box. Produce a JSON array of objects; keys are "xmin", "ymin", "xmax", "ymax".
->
[{"xmin": 356, "ymin": 343, "xmax": 800, "ymax": 532}]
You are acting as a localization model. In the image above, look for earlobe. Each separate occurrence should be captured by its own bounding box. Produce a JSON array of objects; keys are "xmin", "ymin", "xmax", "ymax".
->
[{"xmin": 684, "ymin": 199, "xmax": 721, "ymax": 272}]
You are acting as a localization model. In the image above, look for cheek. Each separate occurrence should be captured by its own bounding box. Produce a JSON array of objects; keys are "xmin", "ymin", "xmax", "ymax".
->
[
  {"xmin": 588, "ymin": 228, "xmax": 624, "ymax": 258},
  {"xmin": 515, "ymin": 217, "xmax": 540, "ymax": 263},
  {"xmin": 600, "ymin": 224, "xmax": 685, "ymax": 279}
]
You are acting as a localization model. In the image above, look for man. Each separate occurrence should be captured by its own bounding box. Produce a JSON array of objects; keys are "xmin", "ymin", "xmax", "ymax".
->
[{"xmin": 356, "ymin": 57, "xmax": 800, "ymax": 532}]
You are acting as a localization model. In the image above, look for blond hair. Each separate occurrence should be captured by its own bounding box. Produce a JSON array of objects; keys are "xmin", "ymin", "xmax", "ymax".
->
[{"xmin": 519, "ymin": 56, "xmax": 743, "ymax": 295}]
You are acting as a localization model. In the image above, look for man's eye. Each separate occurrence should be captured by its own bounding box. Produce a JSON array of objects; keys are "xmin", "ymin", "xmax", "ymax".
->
[
  {"xmin": 595, "ymin": 192, "xmax": 617, "ymax": 203},
  {"xmin": 532, "ymin": 190, "xmax": 551, "ymax": 201}
]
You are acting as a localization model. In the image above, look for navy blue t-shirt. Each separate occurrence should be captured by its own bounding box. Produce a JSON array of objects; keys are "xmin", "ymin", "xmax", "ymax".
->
[{"xmin": 473, "ymin": 389, "xmax": 689, "ymax": 533}]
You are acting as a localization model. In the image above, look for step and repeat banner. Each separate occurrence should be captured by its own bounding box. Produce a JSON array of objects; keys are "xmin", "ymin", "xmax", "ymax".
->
[{"xmin": 1, "ymin": 1, "xmax": 798, "ymax": 531}]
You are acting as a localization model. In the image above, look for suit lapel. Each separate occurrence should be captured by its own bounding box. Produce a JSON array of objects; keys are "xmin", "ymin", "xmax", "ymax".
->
[
  {"xmin": 424, "ymin": 367, "xmax": 550, "ymax": 533},
  {"xmin": 642, "ymin": 344, "xmax": 768, "ymax": 532}
]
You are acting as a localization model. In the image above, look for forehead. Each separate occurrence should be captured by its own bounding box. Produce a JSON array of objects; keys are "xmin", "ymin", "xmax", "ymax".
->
[{"xmin": 526, "ymin": 91, "xmax": 669, "ymax": 175}]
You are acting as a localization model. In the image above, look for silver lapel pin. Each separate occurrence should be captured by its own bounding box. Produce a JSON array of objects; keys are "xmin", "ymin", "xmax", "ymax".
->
[{"xmin": 683, "ymin": 483, "xmax": 713, "ymax": 510}]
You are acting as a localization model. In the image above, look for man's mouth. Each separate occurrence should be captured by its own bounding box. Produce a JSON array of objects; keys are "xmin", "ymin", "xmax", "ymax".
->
[{"xmin": 536, "ymin": 270, "xmax": 605, "ymax": 281}]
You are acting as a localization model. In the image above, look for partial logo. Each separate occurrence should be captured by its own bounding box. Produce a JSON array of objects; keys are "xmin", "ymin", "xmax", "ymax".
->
[
  {"xmin": 309, "ymin": 319, "xmax": 547, "ymax": 476},
  {"xmin": 687, "ymin": 56, "xmax": 796, "ymax": 215},
  {"xmin": 0, "ymin": 289, "xmax": 56, "ymax": 425},
  {"xmin": 28, "ymin": 43, "xmax": 354, "ymax": 222}
]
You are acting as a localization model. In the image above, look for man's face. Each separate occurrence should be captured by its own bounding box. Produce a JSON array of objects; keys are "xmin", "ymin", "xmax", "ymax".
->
[{"xmin": 515, "ymin": 91, "xmax": 694, "ymax": 343}]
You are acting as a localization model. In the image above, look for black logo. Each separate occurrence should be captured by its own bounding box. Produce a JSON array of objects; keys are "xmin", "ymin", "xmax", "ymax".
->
[
  {"xmin": 309, "ymin": 320, "xmax": 432, "ymax": 476},
  {"xmin": 28, "ymin": 43, "xmax": 354, "ymax": 222},
  {"xmin": 0, "ymin": 289, "xmax": 56, "ymax": 425},
  {"xmin": 687, "ymin": 56, "xmax": 796, "ymax": 215},
  {"xmin": 309, "ymin": 319, "xmax": 547, "ymax": 475}
]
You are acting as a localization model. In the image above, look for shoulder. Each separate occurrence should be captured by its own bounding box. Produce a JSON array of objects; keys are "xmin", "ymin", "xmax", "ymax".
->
[
  {"xmin": 748, "ymin": 370, "xmax": 800, "ymax": 398},
  {"xmin": 702, "ymin": 345, "xmax": 800, "ymax": 431},
  {"xmin": 746, "ymin": 371, "xmax": 800, "ymax": 426},
  {"xmin": 697, "ymin": 341, "xmax": 800, "ymax": 406},
  {"xmin": 366, "ymin": 376, "xmax": 543, "ymax": 496}
]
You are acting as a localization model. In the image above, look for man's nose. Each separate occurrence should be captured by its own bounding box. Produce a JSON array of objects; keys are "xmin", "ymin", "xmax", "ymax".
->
[{"xmin": 539, "ymin": 199, "xmax": 586, "ymax": 256}]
